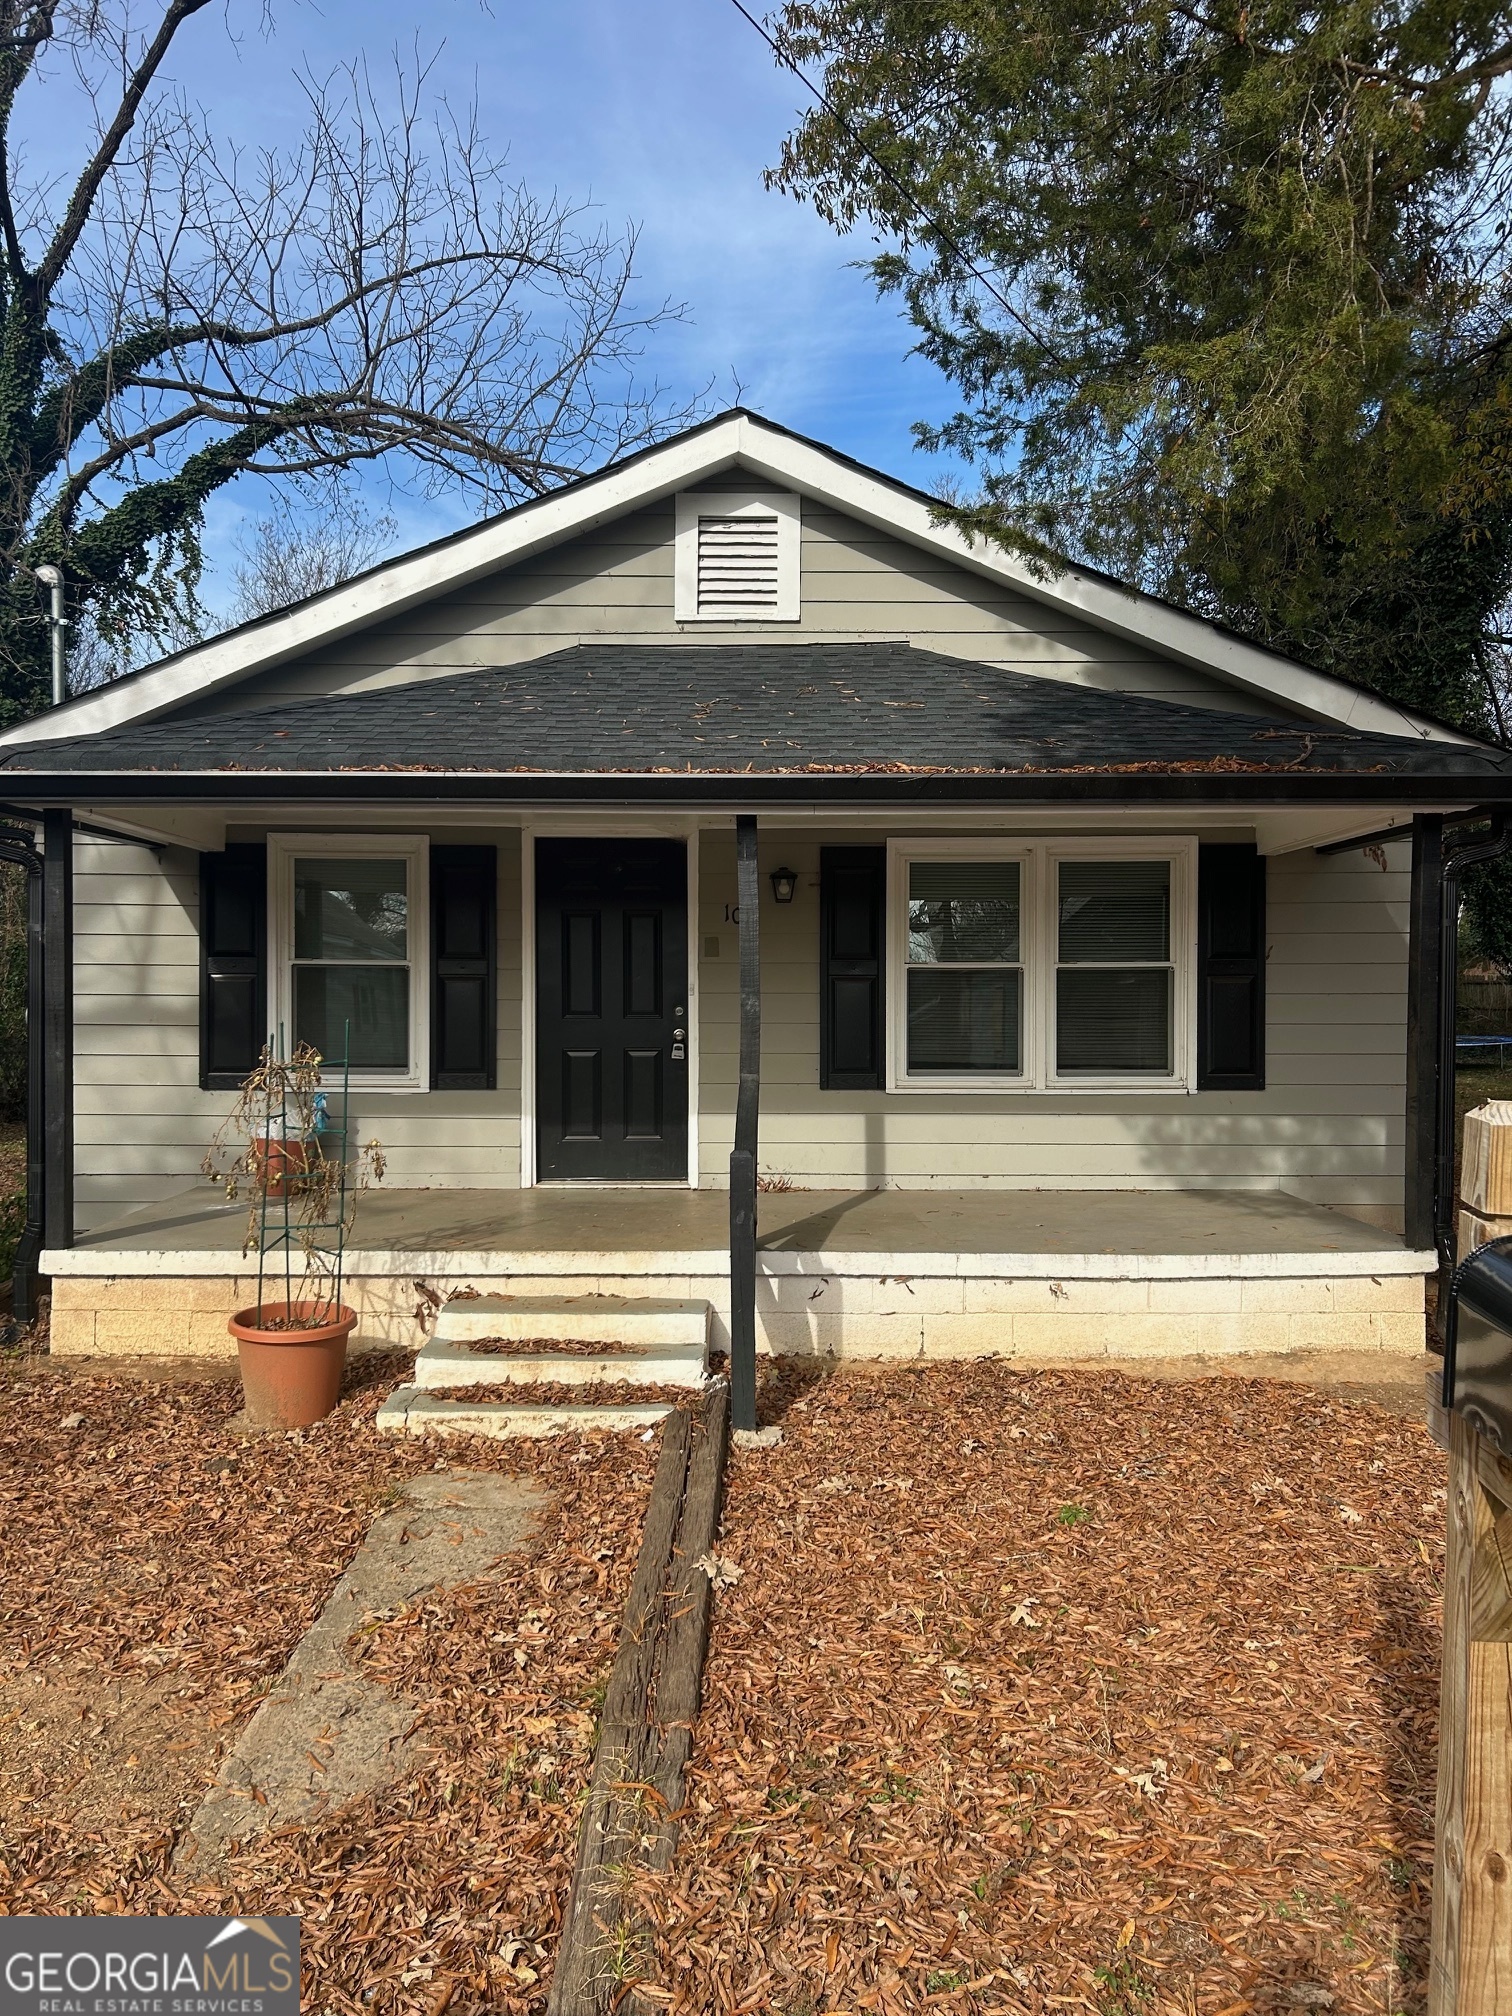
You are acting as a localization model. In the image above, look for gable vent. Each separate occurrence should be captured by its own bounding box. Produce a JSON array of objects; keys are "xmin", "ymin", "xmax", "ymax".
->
[
  {"xmin": 675, "ymin": 490, "xmax": 800, "ymax": 621},
  {"xmin": 696, "ymin": 513, "xmax": 780, "ymax": 616}
]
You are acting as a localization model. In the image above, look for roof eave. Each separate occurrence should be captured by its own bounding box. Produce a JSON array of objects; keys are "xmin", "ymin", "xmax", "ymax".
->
[{"xmin": 0, "ymin": 767, "xmax": 1504, "ymax": 807}]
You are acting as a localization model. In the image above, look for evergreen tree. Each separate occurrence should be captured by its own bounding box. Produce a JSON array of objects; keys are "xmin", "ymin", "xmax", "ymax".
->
[{"xmin": 771, "ymin": 0, "xmax": 1512, "ymax": 733}]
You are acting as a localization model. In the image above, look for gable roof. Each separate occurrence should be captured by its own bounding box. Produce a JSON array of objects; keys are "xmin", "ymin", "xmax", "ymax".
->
[
  {"xmin": 7, "ymin": 642, "xmax": 1506, "ymax": 784},
  {"xmin": 0, "ymin": 411, "xmax": 1479, "ymax": 754}
]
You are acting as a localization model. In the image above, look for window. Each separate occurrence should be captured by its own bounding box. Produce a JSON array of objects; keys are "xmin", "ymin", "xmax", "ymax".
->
[
  {"xmin": 904, "ymin": 858, "xmax": 1024, "ymax": 1075},
  {"xmin": 674, "ymin": 491, "xmax": 801, "ymax": 621},
  {"xmin": 1055, "ymin": 859, "xmax": 1173, "ymax": 1076},
  {"xmin": 270, "ymin": 835, "xmax": 428, "ymax": 1087},
  {"xmin": 888, "ymin": 839, "xmax": 1194, "ymax": 1091}
]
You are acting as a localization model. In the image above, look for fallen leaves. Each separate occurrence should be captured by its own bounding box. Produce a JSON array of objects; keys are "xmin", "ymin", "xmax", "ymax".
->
[
  {"xmin": 694, "ymin": 1552, "xmax": 742, "ymax": 1589},
  {"xmin": 0, "ymin": 1352, "xmax": 659, "ymax": 2015},
  {"xmin": 0, "ymin": 1352, "xmax": 1449, "ymax": 2016},
  {"xmin": 634, "ymin": 1359, "xmax": 1446, "ymax": 2016}
]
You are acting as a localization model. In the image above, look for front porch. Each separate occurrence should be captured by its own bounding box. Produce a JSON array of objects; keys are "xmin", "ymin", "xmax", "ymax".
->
[{"xmin": 45, "ymin": 1184, "xmax": 1433, "ymax": 1361}]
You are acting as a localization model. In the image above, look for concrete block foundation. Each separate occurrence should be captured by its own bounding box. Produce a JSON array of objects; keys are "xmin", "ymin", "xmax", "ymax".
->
[{"xmin": 49, "ymin": 1261, "xmax": 1428, "ymax": 1364}]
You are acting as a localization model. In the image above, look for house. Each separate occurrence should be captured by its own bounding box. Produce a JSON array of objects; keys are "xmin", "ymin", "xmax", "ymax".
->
[{"xmin": 1, "ymin": 408, "xmax": 1507, "ymax": 1396}]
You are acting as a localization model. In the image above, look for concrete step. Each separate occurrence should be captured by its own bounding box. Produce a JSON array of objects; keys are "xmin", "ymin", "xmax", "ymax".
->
[
  {"xmin": 431, "ymin": 1293, "xmax": 710, "ymax": 1351},
  {"xmin": 376, "ymin": 1386, "xmax": 675, "ymax": 1441},
  {"xmin": 413, "ymin": 1336, "xmax": 707, "ymax": 1390}
]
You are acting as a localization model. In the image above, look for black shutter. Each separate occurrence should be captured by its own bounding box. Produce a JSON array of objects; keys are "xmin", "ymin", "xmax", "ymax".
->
[
  {"xmin": 199, "ymin": 844, "xmax": 266, "ymax": 1090},
  {"xmin": 431, "ymin": 845, "xmax": 496, "ymax": 1090},
  {"xmin": 820, "ymin": 846, "xmax": 885, "ymax": 1090},
  {"xmin": 1197, "ymin": 842, "xmax": 1266, "ymax": 1090}
]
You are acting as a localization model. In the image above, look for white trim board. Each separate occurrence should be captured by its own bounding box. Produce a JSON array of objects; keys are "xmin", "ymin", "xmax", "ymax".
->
[
  {"xmin": 43, "ymin": 1243, "xmax": 1435, "ymax": 1280},
  {"xmin": 0, "ymin": 411, "xmax": 1472, "ymax": 749}
]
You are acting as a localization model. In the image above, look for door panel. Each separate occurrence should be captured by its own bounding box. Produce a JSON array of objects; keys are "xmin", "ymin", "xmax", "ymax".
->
[
  {"xmin": 624, "ymin": 1048, "xmax": 664, "ymax": 1138},
  {"xmin": 562, "ymin": 1049, "xmax": 603, "ymax": 1140},
  {"xmin": 537, "ymin": 838, "xmax": 688, "ymax": 1180},
  {"xmin": 563, "ymin": 912, "xmax": 601, "ymax": 1016}
]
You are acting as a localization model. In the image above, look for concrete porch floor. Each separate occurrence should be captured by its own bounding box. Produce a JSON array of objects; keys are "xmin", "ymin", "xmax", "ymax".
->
[{"xmin": 55, "ymin": 1183, "xmax": 1417, "ymax": 1274}]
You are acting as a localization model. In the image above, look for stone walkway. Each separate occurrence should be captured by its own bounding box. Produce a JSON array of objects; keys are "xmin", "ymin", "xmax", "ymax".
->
[{"xmin": 177, "ymin": 1469, "xmax": 545, "ymax": 1876}]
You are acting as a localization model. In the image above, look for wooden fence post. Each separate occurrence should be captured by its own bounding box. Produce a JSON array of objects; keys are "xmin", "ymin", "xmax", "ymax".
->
[
  {"xmin": 1430, "ymin": 1411, "xmax": 1510, "ymax": 2015},
  {"xmin": 1430, "ymin": 1094, "xmax": 1512, "ymax": 2015}
]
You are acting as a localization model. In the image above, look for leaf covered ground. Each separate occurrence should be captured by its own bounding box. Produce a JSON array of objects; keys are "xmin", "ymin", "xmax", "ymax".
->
[
  {"xmin": 0, "ymin": 1351, "xmax": 656, "ymax": 2007},
  {"xmin": 639, "ymin": 1361, "xmax": 1445, "ymax": 2016},
  {"xmin": 0, "ymin": 1352, "xmax": 1445, "ymax": 2016}
]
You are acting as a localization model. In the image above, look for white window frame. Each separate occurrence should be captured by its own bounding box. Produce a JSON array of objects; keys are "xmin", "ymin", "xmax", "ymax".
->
[
  {"xmin": 674, "ymin": 490, "xmax": 802, "ymax": 622},
  {"xmin": 268, "ymin": 832, "xmax": 430, "ymax": 1092},
  {"xmin": 888, "ymin": 839, "xmax": 1035, "ymax": 1093},
  {"xmin": 1042, "ymin": 837, "xmax": 1195, "ymax": 1092},
  {"xmin": 886, "ymin": 836, "xmax": 1197, "ymax": 1093}
]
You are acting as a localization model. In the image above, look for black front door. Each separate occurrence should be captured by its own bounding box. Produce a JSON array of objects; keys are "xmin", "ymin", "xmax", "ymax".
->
[{"xmin": 536, "ymin": 838, "xmax": 689, "ymax": 1180}]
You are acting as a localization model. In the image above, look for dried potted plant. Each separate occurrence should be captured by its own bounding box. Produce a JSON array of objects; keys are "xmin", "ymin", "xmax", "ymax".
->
[{"xmin": 202, "ymin": 1038, "xmax": 384, "ymax": 1428}]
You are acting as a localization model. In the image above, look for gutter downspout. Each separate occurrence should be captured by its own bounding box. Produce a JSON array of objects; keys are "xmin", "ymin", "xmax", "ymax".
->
[{"xmin": 0, "ymin": 823, "xmax": 43, "ymax": 1319}]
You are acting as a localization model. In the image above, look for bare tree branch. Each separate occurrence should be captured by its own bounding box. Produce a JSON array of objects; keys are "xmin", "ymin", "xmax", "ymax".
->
[
  {"xmin": 34, "ymin": 0, "xmax": 213, "ymax": 300},
  {"xmin": 0, "ymin": 12, "xmax": 694, "ymax": 720}
]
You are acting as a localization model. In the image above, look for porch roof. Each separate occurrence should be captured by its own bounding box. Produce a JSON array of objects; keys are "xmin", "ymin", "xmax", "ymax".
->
[
  {"xmin": 6, "ymin": 642, "xmax": 1510, "ymax": 789},
  {"xmin": 47, "ymin": 1185, "xmax": 1432, "ymax": 1281}
]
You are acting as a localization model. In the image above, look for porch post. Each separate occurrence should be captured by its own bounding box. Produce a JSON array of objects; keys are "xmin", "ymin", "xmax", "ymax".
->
[
  {"xmin": 1406, "ymin": 813, "xmax": 1444, "ymax": 1256},
  {"xmin": 729, "ymin": 814, "xmax": 760, "ymax": 1432},
  {"xmin": 42, "ymin": 808, "xmax": 73, "ymax": 1254},
  {"xmin": 0, "ymin": 824, "xmax": 44, "ymax": 1316}
]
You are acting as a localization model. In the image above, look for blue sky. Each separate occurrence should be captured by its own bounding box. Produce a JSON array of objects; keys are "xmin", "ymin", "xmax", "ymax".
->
[{"xmin": 24, "ymin": 1, "xmax": 968, "ymax": 611}]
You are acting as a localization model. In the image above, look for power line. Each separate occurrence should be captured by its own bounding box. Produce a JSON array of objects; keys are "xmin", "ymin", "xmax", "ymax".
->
[{"xmin": 722, "ymin": 0, "xmax": 1057, "ymax": 359}]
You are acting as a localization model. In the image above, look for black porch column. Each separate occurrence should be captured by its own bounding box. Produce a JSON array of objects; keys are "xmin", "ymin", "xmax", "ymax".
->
[
  {"xmin": 729, "ymin": 815, "xmax": 760, "ymax": 1432},
  {"xmin": 42, "ymin": 808, "xmax": 73, "ymax": 1254},
  {"xmin": 1405, "ymin": 813, "xmax": 1444, "ymax": 1255},
  {"xmin": 15, "ymin": 851, "xmax": 45, "ymax": 1309},
  {"xmin": 0, "ymin": 825, "xmax": 44, "ymax": 1317}
]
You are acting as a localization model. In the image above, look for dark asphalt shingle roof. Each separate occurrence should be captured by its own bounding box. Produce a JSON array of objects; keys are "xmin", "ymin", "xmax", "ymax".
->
[{"xmin": 5, "ymin": 642, "xmax": 1507, "ymax": 778}]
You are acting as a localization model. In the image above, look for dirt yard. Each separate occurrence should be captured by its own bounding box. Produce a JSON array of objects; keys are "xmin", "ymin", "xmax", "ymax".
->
[{"xmin": 0, "ymin": 1351, "xmax": 1446, "ymax": 2016}]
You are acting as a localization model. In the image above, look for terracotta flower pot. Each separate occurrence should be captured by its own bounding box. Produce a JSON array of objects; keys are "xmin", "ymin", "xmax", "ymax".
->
[
  {"xmin": 228, "ymin": 1300, "xmax": 356, "ymax": 1428},
  {"xmin": 251, "ymin": 1136, "xmax": 315, "ymax": 1199}
]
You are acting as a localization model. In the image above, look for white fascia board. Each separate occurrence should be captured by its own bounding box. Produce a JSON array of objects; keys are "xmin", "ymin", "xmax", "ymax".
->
[
  {"xmin": 727, "ymin": 418, "xmax": 1473, "ymax": 745},
  {"xmin": 1, "ymin": 407, "xmax": 1476, "ymax": 749},
  {"xmin": 0, "ymin": 422, "xmax": 750, "ymax": 747}
]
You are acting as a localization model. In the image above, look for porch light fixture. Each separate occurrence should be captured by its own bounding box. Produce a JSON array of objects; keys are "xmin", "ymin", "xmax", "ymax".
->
[{"xmin": 769, "ymin": 866, "xmax": 798, "ymax": 904}]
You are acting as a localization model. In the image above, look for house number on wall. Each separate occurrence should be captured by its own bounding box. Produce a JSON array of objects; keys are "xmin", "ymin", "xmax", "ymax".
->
[{"xmin": 723, "ymin": 902, "xmax": 740, "ymax": 923}]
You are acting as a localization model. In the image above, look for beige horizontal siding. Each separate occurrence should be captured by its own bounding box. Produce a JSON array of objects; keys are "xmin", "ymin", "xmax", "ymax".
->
[
  {"xmin": 69, "ymin": 826, "xmax": 1409, "ymax": 1236},
  {"xmin": 182, "ymin": 499, "xmax": 1287, "ymax": 721},
  {"xmin": 693, "ymin": 831, "xmax": 1410, "ymax": 1230},
  {"xmin": 70, "ymin": 832, "xmax": 525, "ymax": 1232}
]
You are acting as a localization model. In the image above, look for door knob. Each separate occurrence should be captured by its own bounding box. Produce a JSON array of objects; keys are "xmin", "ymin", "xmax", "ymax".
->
[{"xmin": 673, "ymin": 1027, "xmax": 686, "ymax": 1040}]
